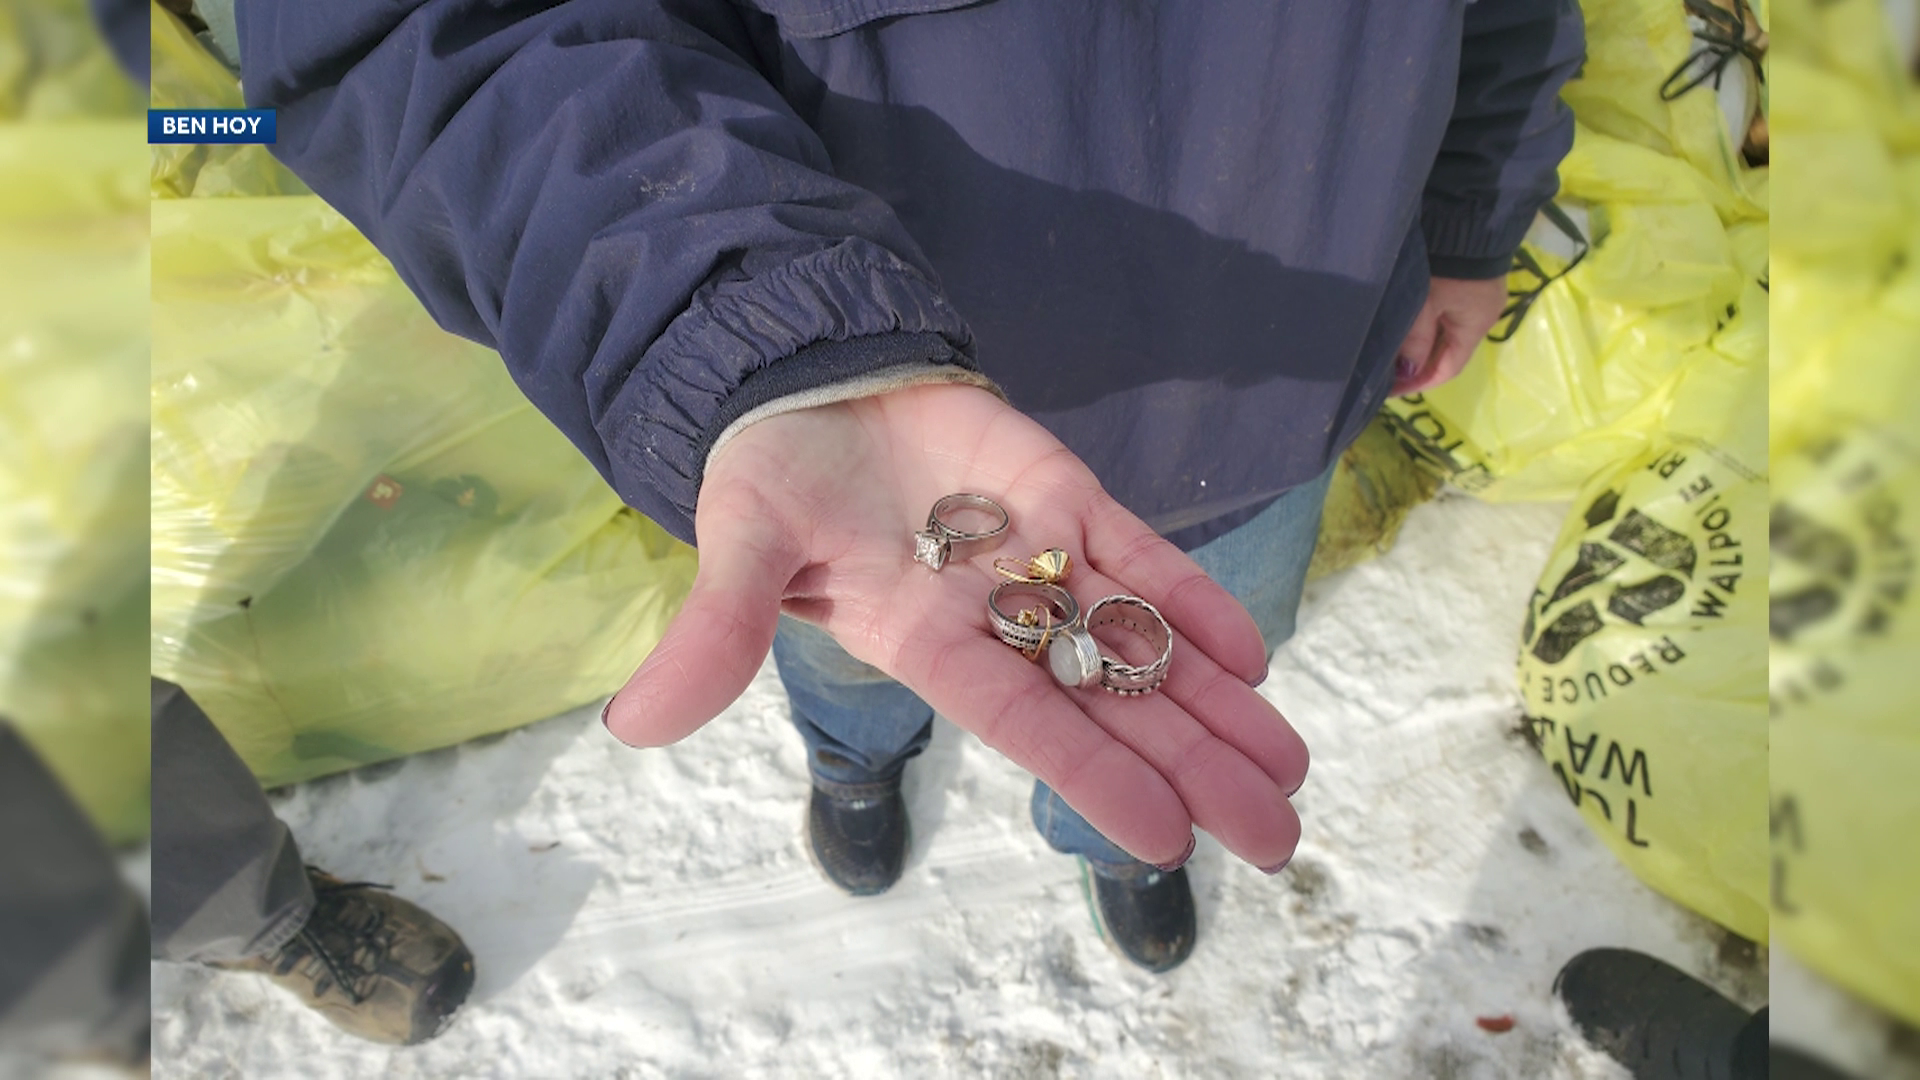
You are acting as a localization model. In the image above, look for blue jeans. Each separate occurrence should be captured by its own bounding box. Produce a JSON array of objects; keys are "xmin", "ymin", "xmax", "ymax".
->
[{"xmin": 771, "ymin": 464, "xmax": 1336, "ymax": 875}]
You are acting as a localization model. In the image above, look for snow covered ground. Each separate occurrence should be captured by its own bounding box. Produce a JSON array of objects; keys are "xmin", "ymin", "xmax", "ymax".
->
[{"xmin": 149, "ymin": 493, "xmax": 1775, "ymax": 1079}]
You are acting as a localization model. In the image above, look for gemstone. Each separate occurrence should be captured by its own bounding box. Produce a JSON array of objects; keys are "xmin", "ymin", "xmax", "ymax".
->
[
  {"xmin": 913, "ymin": 529, "xmax": 948, "ymax": 570},
  {"xmin": 1048, "ymin": 631, "xmax": 1100, "ymax": 689}
]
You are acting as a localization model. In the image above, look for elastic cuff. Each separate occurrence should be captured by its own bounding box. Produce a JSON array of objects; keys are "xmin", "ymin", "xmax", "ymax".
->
[
  {"xmin": 1427, "ymin": 252, "xmax": 1515, "ymax": 280},
  {"xmin": 696, "ymin": 329, "xmax": 998, "ymax": 470},
  {"xmin": 603, "ymin": 241, "xmax": 975, "ymax": 544},
  {"xmin": 1421, "ymin": 196, "xmax": 1533, "ymax": 280}
]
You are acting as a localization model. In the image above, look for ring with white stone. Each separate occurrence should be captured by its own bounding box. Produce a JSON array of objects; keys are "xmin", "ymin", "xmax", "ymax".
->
[
  {"xmin": 1047, "ymin": 595, "xmax": 1173, "ymax": 696},
  {"xmin": 912, "ymin": 493, "xmax": 1010, "ymax": 570},
  {"xmin": 987, "ymin": 581, "xmax": 1079, "ymax": 656}
]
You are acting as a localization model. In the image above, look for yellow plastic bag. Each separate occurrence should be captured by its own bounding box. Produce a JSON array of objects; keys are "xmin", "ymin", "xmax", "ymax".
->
[
  {"xmin": 1766, "ymin": 0, "xmax": 1920, "ymax": 1024},
  {"xmin": 1770, "ymin": 427, "xmax": 1920, "ymax": 1028},
  {"xmin": 147, "ymin": 6, "xmax": 698, "ymax": 787},
  {"xmin": 1385, "ymin": 127, "xmax": 1753, "ymax": 502},
  {"xmin": 0, "ymin": 0, "xmax": 150, "ymax": 842},
  {"xmin": 1517, "ymin": 356, "xmax": 1769, "ymax": 943},
  {"xmin": 1558, "ymin": 0, "xmax": 1768, "ymax": 217},
  {"xmin": 149, "ymin": 1, "xmax": 308, "ymax": 198},
  {"xmin": 1383, "ymin": 0, "xmax": 1774, "ymax": 504},
  {"xmin": 0, "ymin": 0, "xmax": 146, "ymax": 121},
  {"xmin": 150, "ymin": 196, "xmax": 699, "ymax": 788},
  {"xmin": 1772, "ymin": 0, "xmax": 1920, "ymax": 152}
]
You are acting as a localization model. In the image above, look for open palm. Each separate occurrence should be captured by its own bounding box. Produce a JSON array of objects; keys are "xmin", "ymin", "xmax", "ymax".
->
[{"xmin": 602, "ymin": 383, "xmax": 1308, "ymax": 871}]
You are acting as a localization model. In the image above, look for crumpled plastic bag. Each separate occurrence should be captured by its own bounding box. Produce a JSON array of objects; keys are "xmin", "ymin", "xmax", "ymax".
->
[
  {"xmin": 1559, "ymin": 0, "xmax": 1769, "ymax": 216},
  {"xmin": 149, "ymin": 0, "xmax": 308, "ymax": 198},
  {"xmin": 1770, "ymin": 428, "xmax": 1920, "ymax": 1028},
  {"xmin": 1385, "ymin": 125, "xmax": 1759, "ymax": 503},
  {"xmin": 0, "ymin": 0, "xmax": 150, "ymax": 843},
  {"xmin": 1517, "ymin": 354, "xmax": 1769, "ymax": 943},
  {"xmin": 150, "ymin": 192, "xmax": 700, "ymax": 789},
  {"xmin": 149, "ymin": 4, "xmax": 698, "ymax": 789},
  {"xmin": 0, "ymin": 0, "xmax": 145, "ymax": 121},
  {"xmin": 1384, "ymin": 0, "xmax": 1773, "ymax": 505}
]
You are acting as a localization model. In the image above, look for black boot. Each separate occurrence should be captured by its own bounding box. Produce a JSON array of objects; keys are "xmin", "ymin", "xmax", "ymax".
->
[
  {"xmin": 1555, "ymin": 948, "xmax": 1770, "ymax": 1080},
  {"xmin": 806, "ymin": 775, "xmax": 911, "ymax": 896},
  {"xmin": 1079, "ymin": 859, "xmax": 1196, "ymax": 974}
]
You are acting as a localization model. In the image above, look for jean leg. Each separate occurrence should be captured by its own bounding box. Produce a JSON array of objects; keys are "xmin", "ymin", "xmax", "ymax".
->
[
  {"xmin": 149, "ymin": 679, "xmax": 315, "ymax": 963},
  {"xmin": 770, "ymin": 617, "xmax": 935, "ymax": 794},
  {"xmin": 1031, "ymin": 464, "xmax": 1336, "ymax": 866},
  {"xmin": 1186, "ymin": 463, "xmax": 1337, "ymax": 651}
]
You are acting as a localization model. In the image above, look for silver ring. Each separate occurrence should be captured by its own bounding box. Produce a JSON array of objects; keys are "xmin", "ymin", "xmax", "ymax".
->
[
  {"xmin": 912, "ymin": 493, "xmax": 1009, "ymax": 570},
  {"xmin": 987, "ymin": 580, "xmax": 1079, "ymax": 654},
  {"xmin": 1047, "ymin": 595, "xmax": 1172, "ymax": 696}
]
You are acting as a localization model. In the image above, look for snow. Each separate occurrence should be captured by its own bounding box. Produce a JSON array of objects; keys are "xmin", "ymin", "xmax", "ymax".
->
[{"xmin": 150, "ymin": 493, "xmax": 1771, "ymax": 1079}]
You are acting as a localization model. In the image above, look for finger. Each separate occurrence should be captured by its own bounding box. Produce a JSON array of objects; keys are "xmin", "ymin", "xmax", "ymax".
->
[
  {"xmin": 1065, "ymin": 556, "xmax": 1307, "ymax": 792},
  {"xmin": 1155, "ymin": 631, "xmax": 1310, "ymax": 797},
  {"xmin": 1078, "ymin": 493, "xmax": 1270, "ymax": 684},
  {"xmin": 1064, "ymin": 564, "xmax": 1306, "ymax": 869},
  {"xmin": 1082, "ymin": 664, "xmax": 1304, "ymax": 870},
  {"xmin": 604, "ymin": 502, "xmax": 803, "ymax": 748},
  {"xmin": 883, "ymin": 569, "xmax": 1200, "ymax": 866}
]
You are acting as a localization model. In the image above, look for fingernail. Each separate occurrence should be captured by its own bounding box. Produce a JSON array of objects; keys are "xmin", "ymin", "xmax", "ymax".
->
[
  {"xmin": 601, "ymin": 701, "xmax": 637, "ymax": 747},
  {"xmin": 1153, "ymin": 835, "xmax": 1197, "ymax": 873},
  {"xmin": 1396, "ymin": 356, "xmax": 1417, "ymax": 380},
  {"xmin": 1259, "ymin": 854, "xmax": 1293, "ymax": 876},
  {"xmin": 1250, "ymin": 666, "xmax": 1271, "ymax": 688}
]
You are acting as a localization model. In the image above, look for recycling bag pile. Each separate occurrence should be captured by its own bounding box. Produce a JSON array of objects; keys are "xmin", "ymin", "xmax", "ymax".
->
[
  {"xmin": 1389, "ymin": 0, "xmax": 1919, "ymax": 1029},
  {"xmin": 147, "ymin": 6, "xmax": 697, "ymax": 791},
  {"xmin": 1382, "ymin": 0, "xmax": 1775, "ymax": 946}
]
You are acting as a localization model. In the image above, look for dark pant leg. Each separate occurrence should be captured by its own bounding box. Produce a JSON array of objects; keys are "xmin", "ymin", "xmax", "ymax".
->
[
  {"xmin": 0, "ymin": 721, "xmax": 149, "ymax": 1063},
  {"xmin": 149, "ymin": 678, "xmax": 313, "ymax": 963}
]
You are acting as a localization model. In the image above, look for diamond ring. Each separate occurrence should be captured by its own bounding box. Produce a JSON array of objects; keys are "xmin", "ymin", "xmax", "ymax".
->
[{"xmin": 912, "ymin": 493, "xmax": 1010, "ymax": 570}]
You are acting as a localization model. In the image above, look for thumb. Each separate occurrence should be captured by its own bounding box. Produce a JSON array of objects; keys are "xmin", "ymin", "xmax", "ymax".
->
[
  {"xmin": 603, "ymin": 511, "xmax": 802, "ymax": 748},
  {"xmin": 1423, "ymin": 322, "xmax": 1479, "ymax": 388}
]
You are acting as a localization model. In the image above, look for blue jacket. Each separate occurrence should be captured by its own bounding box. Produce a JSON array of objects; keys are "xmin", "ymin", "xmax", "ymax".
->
[{"xmin": 238, "ymin": 0, "xmax": 1583, "ymax": 548}]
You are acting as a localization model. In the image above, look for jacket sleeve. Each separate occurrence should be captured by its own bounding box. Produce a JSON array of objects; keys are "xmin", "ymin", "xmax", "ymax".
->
[
  {"xmin": 1421, "ymin": 0, "xmax": 1586, "ymax": 280},
  {"xmin": 237, "ymin": 0, "xmax": 976, "ymax": 544}
]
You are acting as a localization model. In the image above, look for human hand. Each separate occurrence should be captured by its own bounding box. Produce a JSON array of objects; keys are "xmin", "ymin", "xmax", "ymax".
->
[
  {"xmin": 1391, "ymin": 276, "xmax": 1507, "ymax": 396},
  {"xmin": 601, "ymin": 382, "xmax": 1309, "ymax": 872}
]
